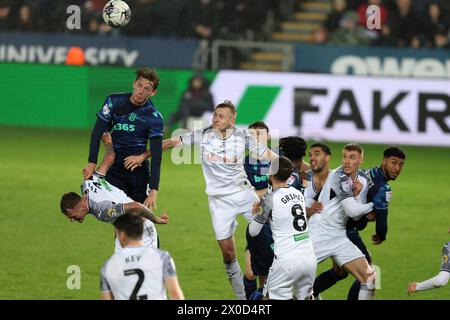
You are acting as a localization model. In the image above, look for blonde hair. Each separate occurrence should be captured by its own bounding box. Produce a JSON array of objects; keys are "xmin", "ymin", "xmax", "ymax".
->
[{"xmin": 215, "ymin": 100, "xmax": 236, "ymax": 115}]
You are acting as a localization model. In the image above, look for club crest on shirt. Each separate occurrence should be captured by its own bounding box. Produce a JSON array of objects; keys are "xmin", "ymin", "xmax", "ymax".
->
[
  {"xmin": 385, "ymin": 190, "xmax": 392, "ymax": 202},
  {"xmin": 102, "ymin": 104, "xmax": 111, "ymax": 115},
  {"xmin": 287, "ymin": 175, "xmax": 296, "ymax": 186},
  {"xmin": 442, "ymin": 254, "xmax": 449, "ymax": 264},
  {"xmin": 107, "ymin": 208, "xmax": 116, "ymax": 217},
  {"xmin": 340, "ymin": 175, "xmax": 352, "ymax": 193}
]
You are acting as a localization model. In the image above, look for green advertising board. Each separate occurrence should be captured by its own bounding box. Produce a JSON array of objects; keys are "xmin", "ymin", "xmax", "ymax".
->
[{"xmin": 0, "ymin": 63, "xmax": 216, "ymax": 129}]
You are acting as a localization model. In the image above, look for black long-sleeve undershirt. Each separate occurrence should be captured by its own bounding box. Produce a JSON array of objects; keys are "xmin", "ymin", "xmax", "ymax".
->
[
  {"xmin": 148, "ymin": 136, "xmax": 162, "ymax": 190},
  {"xmin": 88, "ymin": 118, "xmax": 110, "ymax": 164}
]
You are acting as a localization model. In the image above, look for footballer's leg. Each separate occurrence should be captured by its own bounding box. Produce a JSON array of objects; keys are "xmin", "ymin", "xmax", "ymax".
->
[
  {"xmin": 342, "ymin": 257, "xmax": 376, "ymax": 300},
  {"xmin": 243, "ymin": 247, "xmax": 257, "ymax": 300},
  {"xmin": 218, "ymin": 237, "xmax": 246, "ymax": 300},
  {"xmin": 347, "ymin": 231, "xmax": 373, "ymax": 300},
  {"xmin": 209, "ymin": 194, "xmax": 246, "ymax": 300},
  {"xmin": 313, "ymin": 260, "xmax": 348, "ymax": 298}
]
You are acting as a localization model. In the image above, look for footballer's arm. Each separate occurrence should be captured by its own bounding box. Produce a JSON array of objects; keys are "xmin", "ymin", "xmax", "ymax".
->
[
  {"xmin": 341, "ymin": 197, "xmax": 374, "ymax": 219},
  {"xmin": 84, "ymin": 118, "xmax": 111, "ymax": 179},
  {"xmin": 123, "ymin": 202, "xmax": 168, "ymax": 225},
  {"xmin": 101, "ymin": 291, "xmax": 114, "ymax": 300},
  {"xmin": 96, "ymin": 132, "xmax": 115, "ymax": 176},
  {"xmin": 407, "ymin": 272, "xmax": 450, "ymax": 295},
  {"xmin": 165, "ymin": 277, "xmax": 185, "ymax": 300},
  {"xmin": 123, "ymin": 137, "xmax": 181, "ymax": 171}
]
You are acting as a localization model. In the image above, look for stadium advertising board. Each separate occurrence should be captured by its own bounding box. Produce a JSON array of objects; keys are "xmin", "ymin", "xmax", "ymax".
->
[
  {"xmin": 210, "ymin": 71, "xmax": 450, "ymax": 146},
  {"xmin": 295, "ymin": 43, "xmax": 450, "ymax": 79},
  {"xmin": 0, "ymin": 32, "xmax": 199, "ymax": 68}
]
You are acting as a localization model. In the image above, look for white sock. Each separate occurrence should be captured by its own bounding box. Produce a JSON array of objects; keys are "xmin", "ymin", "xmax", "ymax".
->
[
  {"xmin": 358, "ymin": 283, "xmax": 375, "ymax": 300},
  {"xmin": 225, "ymin": 259, "xmax": 246, "ymax": 300}
]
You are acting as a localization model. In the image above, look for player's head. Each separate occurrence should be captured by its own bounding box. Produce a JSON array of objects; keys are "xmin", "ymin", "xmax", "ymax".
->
[
  {"xmin": 248, "ymin": 121, "xmax": 269, "ymax": 144},
  {"xmin": 213, "ymin": 100, "xmax": 236, "ymax": 132},
  {"xmin": 60, "ymin": 192, "xmax": 88, "ymax": 223},
  {"xmin": 381, "ymin": 146, "xmax": 406, "ymax": 181},
  {"xmin": 269, "ymin": 156, "xmax": 295, "ymax": 184},
  {"xmin": 132, "ymin": 68, "xmax": 159, "ymax": 104},
  {"xmin": 279, "ymin": 136, "xmax": 307, "ymax": 169},
  {"xmin": 113, "ymin": 212, "xmax": 144, "ymax": 248},
  {"xmin": 342, "ymin": 143, "xmax": 364, "ymax": 176},
  {"xmin": 309, "ymin": 142, "xmax": 331, "ymax": 173}
]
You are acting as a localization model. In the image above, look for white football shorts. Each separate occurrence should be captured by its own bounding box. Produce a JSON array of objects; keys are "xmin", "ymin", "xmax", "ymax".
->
[
  {"xmin": 207, "ymin": 188, "xmax": 259, "ymax": 240},
  {"xmin": 263, "ymin": 253, "xmax": 317, "ymax": 300},
  {"xmin": 312, "ymin": 236, "xmax": 365, "ymax": 267}
]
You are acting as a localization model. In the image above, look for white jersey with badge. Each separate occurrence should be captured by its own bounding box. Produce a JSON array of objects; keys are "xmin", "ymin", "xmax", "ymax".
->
[
  {"xmin": 254, "ymin": 186, "xmax": 315, "ymax": 258},
  {"xmin": 100, "ymin": 246, "xmax": 177, "ymax": 300},
  {"xmin": 313, "ymin": 166, "xmax": 369, "ymax": 239},
  {"xmin": 82, "ymin": 175, "xmax": 158, "ymax": 252},
  {"xmin": 82, "ymin": 174, "xmax": 133, "ymax": 205},
  {"xmin": 180, "ymin": 127, "xmax": 268, "ymax": 196}
]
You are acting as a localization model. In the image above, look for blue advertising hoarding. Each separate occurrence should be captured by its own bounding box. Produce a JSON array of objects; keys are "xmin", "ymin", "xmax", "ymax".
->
[
  {"xmin": 0, "ymin": 32, "xmax": 199, "ymax": 68},
  {"xmin": 295, "ymin": 43, "xmax": 450, "ymax": 79}
]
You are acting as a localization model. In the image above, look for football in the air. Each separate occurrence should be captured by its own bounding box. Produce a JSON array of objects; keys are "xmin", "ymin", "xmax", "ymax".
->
[{"xmin": 102, "ymin": 0, "xmax": 131, "ymax": 28}]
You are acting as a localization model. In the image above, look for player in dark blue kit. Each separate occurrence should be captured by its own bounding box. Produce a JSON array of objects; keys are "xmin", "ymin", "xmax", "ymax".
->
[
  {"xmin": 82, "ymin": 68, "xmax": 163, "ymax": 210},
  {"xmin": 312, "ymin": 146, "xmax": 406, "ymax": 299},
  {"xmin": 279, "ymin": 136, "xmax": 310, "ymax": 194},
  {"xmin": 242, "ymin": 121, "xmax": 273, "ymax": 299}
]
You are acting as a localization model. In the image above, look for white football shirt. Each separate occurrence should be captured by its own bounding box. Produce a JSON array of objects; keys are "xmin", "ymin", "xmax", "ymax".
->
[
  {"xmin": 313, "ymin": 166, "xmax": 369, "ymax": 239},
  {"xmin": 180, "ymin": 127, "xmax": 268, "ymax": 196},
  {"xmin": 253, "ymin": 186, "xmax": 315, "ymax": 258},
  {"xmin": 100, "ymin": 246, "xmax": 177, "ymax": 300},
  {"xmin": 81, "ymin": 174, "xmax": 158, "ymax": 251}
]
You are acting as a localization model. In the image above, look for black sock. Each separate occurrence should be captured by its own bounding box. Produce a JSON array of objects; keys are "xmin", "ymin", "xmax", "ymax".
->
[
  {"xmin": 347, "ymin": 279, "xmax": 361, "ymax": 300},
  {"xmin": 313, "ymin": 268, "xmax": 348, "ymax": 297},
  {"xmin": 243, "ymin": 276, "xmax": 257, "ymax": 300}
]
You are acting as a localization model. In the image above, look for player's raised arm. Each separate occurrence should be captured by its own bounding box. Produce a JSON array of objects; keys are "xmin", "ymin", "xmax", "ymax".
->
[
  {"xmin": 96, "ymin": 132, "xmax": 115, "ymax": 176},
  {"xmin": 124, "ymin": 149, "xmax": 151, "ymax": 171},
  {"xmin": 83, "ymin": 97, "xmax": 113, "ymax": 179},
  {"xmin": 163, "ymin": 136, "xmax": 182, "ymax": 150},
  {"xmin": 124, "ymin": 136, "xmax": 185, "ymax": 172}
]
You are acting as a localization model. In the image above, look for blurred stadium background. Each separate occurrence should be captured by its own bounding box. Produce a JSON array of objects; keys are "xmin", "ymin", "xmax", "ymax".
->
[{"xmin": 0, "ymin": 0, "xmax": 449, "ymax": 300}]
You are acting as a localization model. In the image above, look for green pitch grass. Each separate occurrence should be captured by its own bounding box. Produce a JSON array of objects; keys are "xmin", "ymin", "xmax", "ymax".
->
[{"xmin": 0, "ymin": 126, "xmax": 449, "ymax": 300}]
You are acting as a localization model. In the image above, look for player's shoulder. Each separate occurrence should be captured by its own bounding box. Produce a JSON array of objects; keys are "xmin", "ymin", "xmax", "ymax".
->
[
  {"xmin": 234, "ymin": 127, "xmax": 253, "ymax": 140},
  {"xmin": 234, "ymin": 127, "xmax": 248, "ymax": 135},
  {"xmin": 101, "ymin": 256, "xmax": 114, "ymax": 274},
  {"xmin": 107, "ymin": 92, "xmax": 130, "ymax": 104},
  {"xmin": 152, "ymin": 248, "xmax": 173, "ymax": 263},
  {"xmin": 261, "ymin": 189, "xmax": 275, "ymax": 203},
  {"xmin": 333, "ymin": 166, "xmax": 347, "ymax": 181},
  {"xmin": 357, "ymin": 169, "xmax": 370, "ymax": 183},
  {"xmin": 140, "ymin": 100, "xmax": 163, "ymax": 120},
  {"xmin": 200, "ymin": 126, "xmax": 219, "ymax": 140}
]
